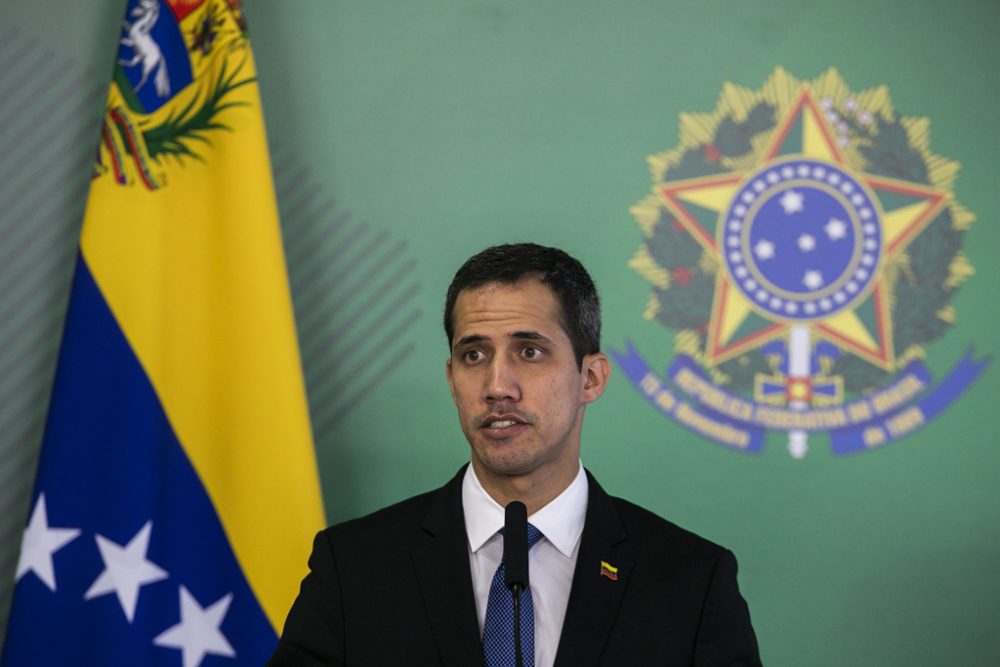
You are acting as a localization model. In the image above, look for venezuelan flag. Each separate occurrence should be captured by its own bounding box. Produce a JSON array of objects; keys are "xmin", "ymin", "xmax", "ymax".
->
[{"xmin": 1, "ymin": 1, "xmax": 324, "ymax": 665}]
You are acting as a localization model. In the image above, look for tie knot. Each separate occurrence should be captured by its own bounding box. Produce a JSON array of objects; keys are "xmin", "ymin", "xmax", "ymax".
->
[
  {"xmin": 499, "ymin": 523, "xmax": 544, "ymax": 549},
  {"xmin": 526, "ymin": 523, "xmax": 543, "ymax": 549}
]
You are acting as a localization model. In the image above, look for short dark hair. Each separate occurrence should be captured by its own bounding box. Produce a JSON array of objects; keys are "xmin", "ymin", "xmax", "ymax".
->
[{"xmin": 444, "ymin": 243, "xmax": 601, "ymax": 367}]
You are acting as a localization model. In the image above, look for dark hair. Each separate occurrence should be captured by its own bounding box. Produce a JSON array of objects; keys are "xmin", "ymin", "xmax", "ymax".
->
[{"xmin": 444, "ymin": 243, "xmax": 601, "ymax": 367}]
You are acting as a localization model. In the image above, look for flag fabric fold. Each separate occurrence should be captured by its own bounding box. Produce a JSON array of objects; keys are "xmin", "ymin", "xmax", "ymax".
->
[{"xmin": 2, "ymin": 1, "xmax": 325, "ymax": 665}]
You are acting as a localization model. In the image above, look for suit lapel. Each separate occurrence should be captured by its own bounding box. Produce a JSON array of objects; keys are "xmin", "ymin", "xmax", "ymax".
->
[
  {"xmin": 410, "ymin": 467, "xmax": 483, "ymax": 667},
  {"xmin": 554, "ymin": 472, "xmax": 632, "ymax": 667}
]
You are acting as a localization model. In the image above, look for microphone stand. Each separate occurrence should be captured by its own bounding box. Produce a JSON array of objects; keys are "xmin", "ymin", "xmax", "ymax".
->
[{"xmin": 512, "ymin": 583, "xmax": 524, "ymax": 667}]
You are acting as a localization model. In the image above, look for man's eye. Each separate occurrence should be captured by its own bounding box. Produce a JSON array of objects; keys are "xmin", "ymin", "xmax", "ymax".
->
[
  {"xmin": 521, "ymin": 347, "xmax": 542, "ymax": 359},
  {"xmin": 464, "ymin": 349, "xmax": 484, "ymax": 363}
]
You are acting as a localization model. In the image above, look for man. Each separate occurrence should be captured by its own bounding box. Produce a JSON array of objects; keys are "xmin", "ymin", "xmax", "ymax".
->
[{"xmin": 268, "ymin": 243, "xmax": 761, "ymax": 666}]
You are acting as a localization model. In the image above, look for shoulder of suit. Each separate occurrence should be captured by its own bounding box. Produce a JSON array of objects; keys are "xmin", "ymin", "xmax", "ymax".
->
[
  {"xmin": 321, "ymin": 485, "xmax": 440, "ymax": 541},
  {"xmin": 607, "ymin": 494, "xmax": 731, "ymax": 561}
]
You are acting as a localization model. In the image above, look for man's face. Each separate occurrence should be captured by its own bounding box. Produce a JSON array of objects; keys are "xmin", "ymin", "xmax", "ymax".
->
[{"xmin": 446, "ymin": 279, "xmax": 608, "ymax": 491}]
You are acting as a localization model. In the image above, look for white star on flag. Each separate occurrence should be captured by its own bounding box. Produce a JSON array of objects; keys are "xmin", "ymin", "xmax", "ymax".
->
[
  {"xmin": 15, "ymin": 493, "xmax": 80, "ymax": 592},
  {"xmin": 84, "ymin": 520, "xmax": 169, "ymax": 623},
  {"xmin": 779, "ymin": 189, "xmax": 805, "ymax": 214},
  {"xmin": 754, "ymin": 239, "xmax": 776, "ymax": 260},
  {"xmin": 825, "ymin": 217, "xmax": 848, "ymax": 240},
  {"xmin": 797, "ymin": 234, "xmax": 816, "ymax": 252},
  {"xmin": 803, "ymin": 270, "xmax": 824, "ymax": 290},
  {"xmin": 154, "ymin": 586, "xmax": 236, "ymax": 667}
]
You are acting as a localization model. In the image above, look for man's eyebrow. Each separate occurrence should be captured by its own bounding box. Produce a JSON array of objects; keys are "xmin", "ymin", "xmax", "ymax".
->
[
  {"xmin": 452, "ymin": 331, "xmax": 551, "ymax": 350},
  {"xmin": 453, "ymin": 334, "xmax": 488, "ymax": 350},
  {"xmin": 510, "ymin": 331, "xmax": 550, "ymax": 342}
]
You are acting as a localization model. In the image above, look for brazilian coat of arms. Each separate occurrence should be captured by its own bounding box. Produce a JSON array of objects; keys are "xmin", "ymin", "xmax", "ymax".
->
[{"xmin": 614, "ymin": 68, "xmax": 989, "ymax": 457}]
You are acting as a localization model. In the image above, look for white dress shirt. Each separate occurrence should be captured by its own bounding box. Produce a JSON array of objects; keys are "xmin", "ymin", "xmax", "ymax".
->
[{"xmin": 462, "ymin": 462, "xmax": 589, "ymax": 667}]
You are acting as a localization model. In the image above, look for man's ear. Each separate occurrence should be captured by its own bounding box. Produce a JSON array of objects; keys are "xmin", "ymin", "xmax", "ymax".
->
[
  {"xmin": 445, "ymin": 357, "xmax": 457, "ymax": 404},
  {"xmin": 581, "ymin": 352, "xmax": 610, "ymax": 404}
]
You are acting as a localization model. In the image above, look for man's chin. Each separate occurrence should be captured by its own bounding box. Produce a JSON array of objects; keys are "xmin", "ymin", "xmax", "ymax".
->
[{"xmin": 470, "ymin": 448, "xmax": 537, "ymax": 480}]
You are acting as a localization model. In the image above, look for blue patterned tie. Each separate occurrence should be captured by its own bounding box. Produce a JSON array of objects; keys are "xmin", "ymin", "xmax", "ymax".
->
[{"xmin": 482, "ymin": 523, "xmax": 544, "ymax": 667}]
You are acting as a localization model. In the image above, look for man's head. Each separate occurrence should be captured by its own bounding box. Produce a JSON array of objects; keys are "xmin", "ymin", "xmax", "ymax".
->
[
  {"xmin": 444, "ymin": 243, "xmax": 601, "ymax": 369},
  {"xmin": 444, "ymin": 244, "xmax": 610, "ymax": 510}
]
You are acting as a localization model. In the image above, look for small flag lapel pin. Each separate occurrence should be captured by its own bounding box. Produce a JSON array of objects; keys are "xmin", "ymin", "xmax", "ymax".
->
[{"xmin": 600, "ymin": 560, "xmax": 618, "ymax": 581}]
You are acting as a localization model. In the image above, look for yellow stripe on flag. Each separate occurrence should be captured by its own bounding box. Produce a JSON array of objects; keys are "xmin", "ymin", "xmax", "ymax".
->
[{"xmin": 80, "ymin": 14, "xmax": 324, "ymax": 632}]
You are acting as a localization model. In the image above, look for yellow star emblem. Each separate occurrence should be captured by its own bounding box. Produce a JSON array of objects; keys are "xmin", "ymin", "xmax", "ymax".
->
[{"xmin": 658, "ymin": 87, "xmax": 948, "ymax": 371}]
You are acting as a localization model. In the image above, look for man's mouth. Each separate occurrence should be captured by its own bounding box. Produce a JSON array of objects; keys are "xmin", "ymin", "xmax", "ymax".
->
[
  {"xmin": 485, "ymin": 419, "xmax": 518, "ymax": 429},
  {"xmin": 480, "ymin": 414, "xmax": 528, "ymax": 430}
]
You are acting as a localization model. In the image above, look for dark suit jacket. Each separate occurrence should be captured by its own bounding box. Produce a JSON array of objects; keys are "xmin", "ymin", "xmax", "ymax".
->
[{"xmin": 267, "ymin": 467, "xmax": 761, "ymax": 666}]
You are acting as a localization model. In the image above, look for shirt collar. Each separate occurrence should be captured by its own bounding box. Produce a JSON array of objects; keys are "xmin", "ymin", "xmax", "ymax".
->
[{"xmin": 462, "ymin": 462, "xmax": 588, "ymax": 559}]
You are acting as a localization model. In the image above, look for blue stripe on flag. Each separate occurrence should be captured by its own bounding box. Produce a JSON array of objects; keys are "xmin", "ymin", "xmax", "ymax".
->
[{"xmin": 1, "ymin": 255, "xmax": 276, "ymax": 666}]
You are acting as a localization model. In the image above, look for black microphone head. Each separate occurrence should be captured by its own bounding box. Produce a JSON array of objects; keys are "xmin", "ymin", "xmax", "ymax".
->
[{"xmin": 503, "ymin": 501, "xmax": 529, "ymax": 590}]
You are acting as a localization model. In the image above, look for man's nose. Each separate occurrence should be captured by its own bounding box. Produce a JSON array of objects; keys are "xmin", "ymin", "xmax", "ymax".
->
[{"xmin": 484, "ymin": 356, "xmax": 520, "ymax": 402}]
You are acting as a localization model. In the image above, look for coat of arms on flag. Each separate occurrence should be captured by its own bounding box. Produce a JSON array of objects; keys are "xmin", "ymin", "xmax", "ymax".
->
[
  {"xmin": 99, "ymin": 0, "xmax": 250, "ymax": 190},
  {"xmin": 613, "ymin": 67, "xmax": 990, "ymax": 458},
  {"xmin": 1, "ymin": 1, "xmax": 324, "ymax": 666}
]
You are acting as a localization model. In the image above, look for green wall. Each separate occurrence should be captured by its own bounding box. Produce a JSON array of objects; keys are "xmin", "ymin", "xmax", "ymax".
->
[{"xmin": 1, "ymin": 1, "xmax": 998, "ymax": 664}]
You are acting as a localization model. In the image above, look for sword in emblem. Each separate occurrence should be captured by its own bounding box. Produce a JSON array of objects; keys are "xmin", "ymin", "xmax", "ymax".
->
[{"xmin": 787, "ymin": 325, "xmax": 811, "ymax": 459}]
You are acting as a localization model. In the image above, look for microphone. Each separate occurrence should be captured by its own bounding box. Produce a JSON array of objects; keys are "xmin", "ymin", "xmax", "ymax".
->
[
  {"xmin": 503, "ymin": 501, "xmax": 529, "ymax": 667},
  {"xmin": 504, "ymin": 501, "xmax": 529, "ymax": 592}
]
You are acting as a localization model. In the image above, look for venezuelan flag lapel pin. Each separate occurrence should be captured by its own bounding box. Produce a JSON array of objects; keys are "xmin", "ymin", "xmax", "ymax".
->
[{"xmin": 600, "ymin": 561, "xmax": 619, "ymax": 581}]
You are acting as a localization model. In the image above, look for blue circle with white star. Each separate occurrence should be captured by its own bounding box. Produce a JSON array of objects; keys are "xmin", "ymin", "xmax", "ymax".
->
[{"xmin": 721, "ymin": 159, "xmax": 882, "ymax": 320}]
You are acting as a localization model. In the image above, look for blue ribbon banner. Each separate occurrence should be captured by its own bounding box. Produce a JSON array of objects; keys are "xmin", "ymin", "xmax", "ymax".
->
[{"xmin": 612, "ymin": 342, "xmax": 991, "ymax": 455}]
